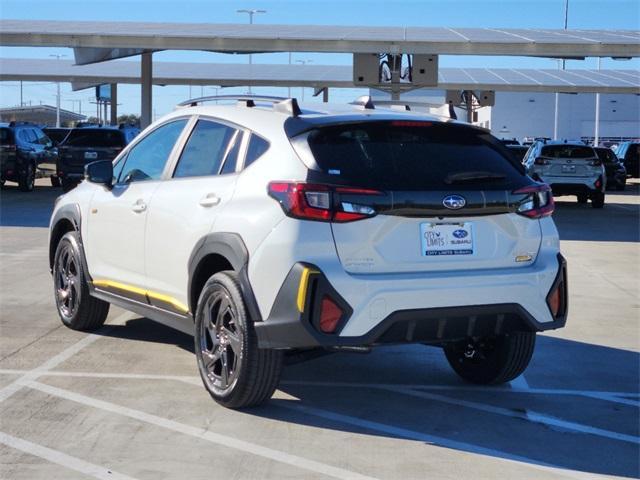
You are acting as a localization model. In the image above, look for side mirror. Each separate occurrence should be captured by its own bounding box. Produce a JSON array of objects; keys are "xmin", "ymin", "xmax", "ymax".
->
[{"xmin": 85, "ymin": 160, "xmax": 113, "ymax": 188}]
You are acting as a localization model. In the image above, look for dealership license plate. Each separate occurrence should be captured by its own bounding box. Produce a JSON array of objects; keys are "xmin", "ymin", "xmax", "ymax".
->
[
  {"xmin": 84, "ymin": 151, "xmax": 98, "ymax": 160},
  {"xmin": 420, "ymin": 222, "xmax": 474, "ymax": 256},
  {"xmin": 562, "ymin": 164, "xmax": 576, "ymax": 173}
]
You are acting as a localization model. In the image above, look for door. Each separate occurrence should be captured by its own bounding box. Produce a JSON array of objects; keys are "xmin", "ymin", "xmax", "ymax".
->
[
  {"xmin": 86, "ymin": 119, "xmax": 188, "ymax": 294},
  {"xmin": 144, "ymin": 118, "xmax": 245, "ymax": 313}
]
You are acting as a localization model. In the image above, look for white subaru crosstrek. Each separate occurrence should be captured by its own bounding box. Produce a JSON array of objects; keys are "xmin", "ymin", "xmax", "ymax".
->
[{"xmin": 49, "ymin": 96, "xmax": 568, "ymax": 409}]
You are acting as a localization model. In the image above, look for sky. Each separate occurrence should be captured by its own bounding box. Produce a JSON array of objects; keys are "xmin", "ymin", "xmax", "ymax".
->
[{"xmin": 1, "ymin": 0, "xmax": 639, "ymax": 118}]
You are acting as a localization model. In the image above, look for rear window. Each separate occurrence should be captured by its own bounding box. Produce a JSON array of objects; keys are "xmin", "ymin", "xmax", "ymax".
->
[
  {"xmin": 63, "ymin": 129, "xmax": 125, "ymax": 148},
  {"xmin": 0, "ymin": 128, "xmax": 14, "ymax": 144},
  {"xmin": 305, "ymin": 121, "xmax": 524, "ymax": 190},
  {"xmin": 541, "ymin": 145, "xmax": 595, "ymax": 159}
]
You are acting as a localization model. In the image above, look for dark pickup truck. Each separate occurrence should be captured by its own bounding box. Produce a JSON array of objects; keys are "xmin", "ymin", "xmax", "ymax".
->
[{"xmin": 57, "ymin": 125, "xmax": 139, "ymax": 191}]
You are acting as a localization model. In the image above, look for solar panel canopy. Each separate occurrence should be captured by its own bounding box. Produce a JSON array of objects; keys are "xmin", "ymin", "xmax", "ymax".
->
[
  {"xmin": 1, "ymin": 20, "xmax": 639, "ymax": 61},
  {"xmin": 1, "ymin": 58, "xmax": 637, "ymax": 94}
]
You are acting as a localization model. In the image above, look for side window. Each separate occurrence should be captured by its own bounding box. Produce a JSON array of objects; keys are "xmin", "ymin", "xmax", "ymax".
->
[
  {"xmin": 220, "ymin": 132, "xmax": 242, "ymax": 175},
  {"xmin": 243, "ymin": 134, "xmax": 270, "ymax": 169},
  {"xmin": 118, "ymin": 120, "xmax": 187, "ymax": 184},
  {"xmin": 34, "ymin": 129, "xmax": 50, "ymax": 145},
  {"xmin": 173, "ymin": 119, "xmax": 237, "ymax": 178}
]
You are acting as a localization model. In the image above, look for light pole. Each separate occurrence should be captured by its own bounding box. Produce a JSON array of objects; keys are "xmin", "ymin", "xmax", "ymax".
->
[
  {"xmin": 295, "ymin": 60, "xmax": 313, "ymax": 101},
  {"xmin": 49, "ymin": 54, "xmax": 67, "ymax": 127},
  {"xmin": 554, "ymin": 0, "xmax": 569, "ymax": 140},
  {"xmin": 237, "ymin": 9, "xmax": 266, "ymax": 94}
]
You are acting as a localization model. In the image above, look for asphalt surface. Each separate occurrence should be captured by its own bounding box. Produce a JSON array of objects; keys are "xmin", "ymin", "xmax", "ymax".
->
[{"xmin": 0, "ymin": 179, "xmax": 638, "ymax": 480}]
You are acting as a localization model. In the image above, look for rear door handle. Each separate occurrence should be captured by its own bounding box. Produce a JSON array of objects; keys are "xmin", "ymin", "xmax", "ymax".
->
[
  {"xmin": 132, "ymin": 199, "xmax": 147, "ymax": 213},
  {"xmin": 199, "ymin": 193, "xmax": 221, "ymax": 207}
]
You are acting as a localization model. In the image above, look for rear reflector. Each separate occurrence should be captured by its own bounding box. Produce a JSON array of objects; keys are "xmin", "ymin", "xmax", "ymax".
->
[
  {"xmin": 548, "ymin": 287, "xmax": 561, "ymax": 317},
  {"xmin": 319, "ymin": 295, "xmax": 343, "ymax": 333}
]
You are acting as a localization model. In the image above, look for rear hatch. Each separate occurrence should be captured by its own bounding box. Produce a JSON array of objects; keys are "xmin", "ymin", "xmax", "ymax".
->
[
  {"xmin": 535, "ymin": 144, "xmax": 600, "ymax": 178},
  {"xmin": 59, "ymin": 129, "xmax": 124, "ymax": 171},
  {"xmin": 298, "ymin": 120, "xmax": 545, "ymax": 274}
]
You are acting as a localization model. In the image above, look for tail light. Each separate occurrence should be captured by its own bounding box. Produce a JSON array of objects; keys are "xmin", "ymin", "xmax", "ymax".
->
[
  {"xmin": 319, "ymin": 296, "xmax": 343, "ymax": 333},
  {"xmin": 268, "ymin": 182, "xmax": 382, "ymax": 223},
  {"xmin": 513, "ymin": 183, "xmax": 554, "ymax": 219},
  {"xmin": 534, "ymin": 157, "xmax": 550, "ymax": 166},
  {"xmin": 594, "ymin": 177, "xmax": 602, "ymax": 189}
]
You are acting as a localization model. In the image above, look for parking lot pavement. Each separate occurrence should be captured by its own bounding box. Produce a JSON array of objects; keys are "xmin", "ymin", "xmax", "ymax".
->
[{"xmin": 0, "ymin": 179, "xmax": 638, "ymax": 480}]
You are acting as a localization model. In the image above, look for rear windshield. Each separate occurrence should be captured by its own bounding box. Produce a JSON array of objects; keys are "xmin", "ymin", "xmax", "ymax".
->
[
  {"xmin": 0, "ymin": 128, "xmax": 14, "ymax": 144},
  {"xmin": 63, "ymin": 129, "xmax": 125, "ymax": 148},
  {"xmin": 541, "ymin": 145, "xmax": 595, "ymax": 159},
  {"xmin": 304, "ymin": 121, "xmax": 524, "ymax": 190},
  {"xmin": 44, "ymin": 129, "xmax": 70, "ymax": 144}
]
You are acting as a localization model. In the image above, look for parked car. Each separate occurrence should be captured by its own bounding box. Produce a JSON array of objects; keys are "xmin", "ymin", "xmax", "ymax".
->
[
  {"xmin": 506, "ymin": 144, "xmax": 529, "ymax": 163},
  {"xmin": 594, "ymin": 147, "xmax": 626, "ymax": 191},
  {"xmin": 524, "ymin": 140, "xmax": 606, "ymax": 208},
  {"xmin": 614, "ymin": 142, "xmax": 640, "ymax": 178},
  {"xmin": 49, "ymin": 95, "xmax": 567, "ymax": 409},
  {"xmin": 0, "ymin": 121, "xmax": 58, "ymax": 191},
  {"xmin": 499, "ymin": 138, "xmax": 520, "ymax": 146},
  {"xmin": 43, "ymin": 127, "xmax": 71, "ymax": 147},
  {"xmin": 57, "ymin": 125, "xmax": 140, "ymax": 191}
]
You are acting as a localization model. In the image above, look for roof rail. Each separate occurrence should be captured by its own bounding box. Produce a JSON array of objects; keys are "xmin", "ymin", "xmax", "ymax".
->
[
  {"xmin": 350, "ymin": 95, "xmax": 375, "ymax": 110},
  {"xmin": 176, "ymin": 94, "xmax": 302, "ymax": 117},
  {"xmin": 350, "ymin": 96, "xmax": 443, "ymax": 112}
]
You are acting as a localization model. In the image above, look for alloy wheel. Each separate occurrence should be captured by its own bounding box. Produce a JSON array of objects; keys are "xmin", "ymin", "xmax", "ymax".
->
[
  {"xmin": 54, "ymin": 245, "xmax": 80, "ymax": 318},
  {"xmin": 199, "ymin": 289, "xmax": 243, "ymax": 392}
]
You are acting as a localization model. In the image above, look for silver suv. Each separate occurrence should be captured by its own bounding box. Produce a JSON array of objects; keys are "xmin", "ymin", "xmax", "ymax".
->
[
  {"xmin": 49, "ymin": 96, "xmax": 568, "ymax": 409},
  {"xmin": 524, "ymin": 140, "xmax": 606, "ymax": 208}
]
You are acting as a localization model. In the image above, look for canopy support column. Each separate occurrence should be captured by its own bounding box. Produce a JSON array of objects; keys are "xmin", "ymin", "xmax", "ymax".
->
[
  {"xmin": 110, "ymin": 83, "xmax": 118, "ymax": 126},
  {"xmin": 141, "ymin": 52, "xmax": 152, "ymax": 128}
]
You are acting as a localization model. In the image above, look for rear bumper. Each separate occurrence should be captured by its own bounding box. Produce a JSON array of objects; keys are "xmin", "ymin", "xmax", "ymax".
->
[
  {"xmin": 546, "ymin": 178, "xmax": 604, "ymax": 196},
  {"xmin": 255, "ymin": 254, "xmax": 568, "ymax": 349}
]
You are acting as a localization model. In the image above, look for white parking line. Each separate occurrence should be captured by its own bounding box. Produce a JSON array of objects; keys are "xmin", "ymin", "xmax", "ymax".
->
[
  {"xmin": 26, "ymin": 380, "xmax": 378, "ymax": 480},
  {"xmin": 0, "ymin": 311, "xmax": 133, "ymax": 404},
  {"xmin": 384, "ymin": 387, "xmax": 639, "ymax": 445},
  {"xmin": 281, "ymin": 380, "xmax": 640, "ymax": 400},
  {"xmin": 275, "ymin": 401, "xmax": 603, "ymax": 480},
  {"xmin": 0, "ymin": 369, "xmax": 202, "ymax": 385},
  {"xmin": 510, "ymin": 375, "xmax": 530, "ymax": 390},
  {"xmin": 0, "ymin": 431, "xmax": 138, "ymax": 480}
]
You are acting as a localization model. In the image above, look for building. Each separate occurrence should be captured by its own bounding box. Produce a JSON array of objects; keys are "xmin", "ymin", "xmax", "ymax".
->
[
  {"xmin": 474, "ymin": 92, "xmax": 640, "ymax": 146},
  {"xmin": 0, "ymin": 105, "xmax": 85, "ymax": 127}
]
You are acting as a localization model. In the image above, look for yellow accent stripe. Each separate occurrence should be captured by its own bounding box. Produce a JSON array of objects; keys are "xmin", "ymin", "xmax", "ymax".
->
[
  {"xmin": 92, "ymin": 279, "xmax": 189, "ymax": 314},
  {"xmin": 296, "ymin": 268, "xmax": 319, "ymax": 313}
]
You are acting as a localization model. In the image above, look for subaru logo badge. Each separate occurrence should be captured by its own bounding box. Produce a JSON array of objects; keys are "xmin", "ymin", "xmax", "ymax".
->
[{"xmin": 443, "ymin": 195, "xmax": 466, "ymax": 210}]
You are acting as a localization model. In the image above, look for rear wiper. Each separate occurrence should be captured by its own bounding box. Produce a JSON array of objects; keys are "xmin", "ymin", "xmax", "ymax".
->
[{"xmin": 444, "ymin": 172, "xmax": 506, "ymax": 184}]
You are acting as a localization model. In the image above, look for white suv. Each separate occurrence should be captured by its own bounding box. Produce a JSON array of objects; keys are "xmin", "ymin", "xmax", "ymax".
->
[
  {"xmin": 524, "ymin": 140, "xmax": 606, "ymax": 208},
  {"xmin": 49, "ymin": 96, "xmax": 568, "ymax": 409}
]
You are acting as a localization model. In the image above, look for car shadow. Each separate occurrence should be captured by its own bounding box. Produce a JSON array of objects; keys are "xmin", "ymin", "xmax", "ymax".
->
[
  {"xmin": 0, "ymin": 183, "xmax": 60, "ymax": 228},
  {"xmin": 98, "ymin": 317, "xmax": 195, "ymax": 353},
  {"xmin": 247, "ymin": 336, "xmax": 639, "ymax": 479},
  {"xmin": 99, "ymin": 316, "xmax": 640, "ymax": 478}
]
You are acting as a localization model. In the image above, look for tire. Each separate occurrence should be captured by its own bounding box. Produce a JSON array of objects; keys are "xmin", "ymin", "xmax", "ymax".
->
[
  {"xmin": 576, "ymin": 193, "xmax": 588, "ymax": 204},
  {"xmin": 50, "ymin": 176, "xmax": 61, "ymax": 188},
  {"xmin": 194, "ymin": 271, "xmax": 283, "ymax": 409},
  {"xmin": 62, "ymin": 179, "xmax": 77, "ymax": 193},
  {"xmin": 591, "ymin": 191, "xmax": 605, "ymax": 209},
  {"xmin": 18, "ymin": 163, "xmax": 35, "ymax": 192},
  {"xmin": 444, "ymin": 332, "xmax": 536, "ymax": 385},
  {"xmin": 53, "ymin": 231, "xmax": 109, "ymax": 331}
]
